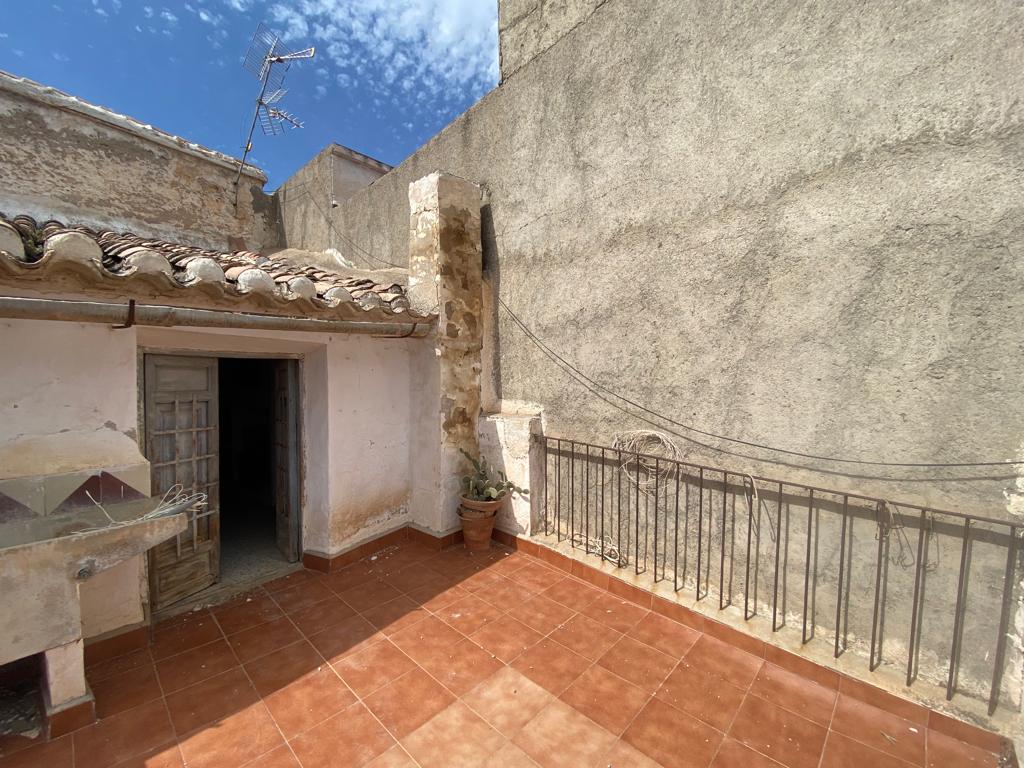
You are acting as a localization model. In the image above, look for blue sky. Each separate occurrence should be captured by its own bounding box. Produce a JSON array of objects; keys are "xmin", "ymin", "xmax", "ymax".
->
[{"xmin": 0, "ymin": 0, "xmax": 499, "ymax": 187}]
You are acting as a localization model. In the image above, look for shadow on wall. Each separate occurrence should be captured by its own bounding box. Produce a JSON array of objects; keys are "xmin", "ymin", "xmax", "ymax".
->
[{"xmin": 480, "ymin": 201, "xmax": 503, "ymax": 407}]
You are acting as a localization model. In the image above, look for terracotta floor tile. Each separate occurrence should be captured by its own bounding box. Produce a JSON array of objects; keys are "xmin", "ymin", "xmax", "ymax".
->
[
  {"xmin": 389, "ymin": 616, "xmax": 467, "ymax": 667},
  {"xmin": 306, "ymin": 614, "xmax": 383, "ymax": 663},
  {"xmin": 623, "ymin": 698, "xmax": 724, "ymax": 768},
  {"xmin": 470, "ymin": 614, "xmax": 545, "ymax": 663},
  {"xmin": 211, "ymin": 592, "xmax": 283, "ymax": 636},
  {"xmin": 407, "ymin": 583, "xmax": 469, "ymax": 611},
  {"xmin": 332, "ymin": 639, "xmax": 416, "ymax": 697},
  {"xmin": 580, "ymin": 592, "xmax": 650, "ymax": 633},
  {"xmin": 483, "ymin": 742, "xmax": 541, "ymax": 767},
  {"xmin": 820, "ymin": 732, "xmax": 922, "ymax": 768},
  {"xmin": 383, "ymin": 564, "xmax": 447, "ymax": 594},
  {"xmin": 154, "ymin": 638, "xmax": 239, "ymax": 694},
  {"xmin": 434, "ymin": 594, "xmax": 504, "ymax": 635},
  {"xmin": 402, "ymin": 701, "xmax": 506, "ymax": 768},
  {"xmin": 365, "ymin": 746, "xmax": 419, "ymax": 768},
  {"xmin": 363, "ymin": 668, "xmax": 456, "ymax": 739},
  {"xmin": 684, "ymin": 635, "xmax": 763, "ymax": 689},
  {"xmin": 656, "ymin": 661, "xmax": 745, "ymax": 731},
  {"xmin": 711, "ymin": 738, "xmax": 786, "ymax": 768},
  {"xmin": 603, "ymin": 739, "xmax": 662, "ymax": 768},
  {"xmin": 153, "ymin": 608, "xmax": 212, "ymax": 635},
  {"xmin": 486, "ymin": 552, "xmax": 533, "ymax": 576},
  {"xmin": 73, "ymin": 699, "xmax": 175, "ymax": 768},
  {"xmin": 728, "ymin": 694, "xmax": 827, "ymax": 768},
  {"xmin": 511, "ymin": 562, "xmax": 561, "ymax": 593},
  {"xmin": 150, "ymin": 616, "xmax": 221, "ymax": 661},
  {"xmin": 165, "ymin": 666, "xmax": 259, "ymax": 734},
  {"xmin": 240, "ymin": 745, "xmax": 301, "ymax": 768},
  {"xmin": 418, "ymin": 637, "xmax": 504, "ymax": 696},
  {"xmin": 359, "ymin": 595, "xmax": 431, "ymax": 636},
  {"xmin": 507, "ymin": 594, "xmax": 576, "ymax": 635},
  {"xmin": 322, "ymin": 565, "xmax": 377, "ymax": 595},
  {"xmin": 477, "ymin": 576, "xmax": 537, "ymax": 608},
  {"xmin": 462, "ymin": 666, "xmax": 555, "ymax": 738},
  {"xmin": 597, "ymin": 636, "xmax": 676, "ymax": 693},
  {"xmin": 339, "ymin": 579, "xmax": 403, "ymax": 612},
  {"xmin": 560, "ymin": 664, "xmax": 650, "ymax": 735},
  {"xmin": 549, "ymin": 613, "xmax": 622, "ymax": 660},
  {"xmin": 244, "ymin": 640, "xmax": 325, "ymax": 697},
  {"xmin": 541, "ymin": 577, "xmax": 604, "ymax": 612},
  {"xmin": 262, "ymin": 569, "xmax": 319, "ymax": 594},
  {"xmin": 628, "ymin": 612, "xmax": 701, "ymax": 658},
  {"xmin": 926, "ymin": 730, "xmax": 998, "ymax": 768},
  {"xmin": 513, "ymin": 700, "xmax": 617, "ymax": 768},
  {"xmin": 273, "ymin": 579, "xmax": 336, "ymax": 615},
  {"xmin": 227, "ymin": 616, "xmax": 303, "ymax": 664},
  {"xmin": 0, "ymin": 736, "xmax": 73, "ymax": 768},
  {"xmin": 262, "ymin": 666, "xmax": 356, "ymax": 738},
  {"xmin": 830, "ymin": 695, "xmax": 925, "ymax": 765},
  {"xmin": 177, "ymin": 702, "xmax": 283, "ymax": 768},
  {"xmin": 107, "ymin": 742, "xmax": 184, "ymax": 767},
  {"xmin": 289, "ymin": 701, "xmax": 395, "ymax": 768},
  {"xmin": 511, "ymin": 639, "xmax": 591, "ymax": 695},
  {"xmin": 286, "ymin": 595, "xmax": 356, "ymax": 636},
  {"xmin": 86, "ymin": 649, "xmax": 154, "ymax": 683},
  {"xmin": 91, "ymin": 663, "xmax": 162, "ymax": 719},
  {"xmin": 749, "ymin": 663, "xmax": 836, "ymax": 726}
]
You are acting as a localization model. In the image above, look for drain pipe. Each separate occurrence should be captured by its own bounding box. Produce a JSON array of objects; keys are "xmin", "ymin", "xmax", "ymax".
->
[{"xmin": 0, "ymin": 296, "xmax": 433, "ymax": 338}]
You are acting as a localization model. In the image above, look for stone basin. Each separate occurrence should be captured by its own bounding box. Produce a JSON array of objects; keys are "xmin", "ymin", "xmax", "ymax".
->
[{"xmin": 0, "ymin": 497, "xmax": 191, "ymax": 732}]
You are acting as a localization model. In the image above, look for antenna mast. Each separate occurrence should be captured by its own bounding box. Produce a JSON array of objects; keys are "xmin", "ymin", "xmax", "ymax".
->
[{"xmin": 234, "ymin": 23, "xmax": 315, "ymax": 207}]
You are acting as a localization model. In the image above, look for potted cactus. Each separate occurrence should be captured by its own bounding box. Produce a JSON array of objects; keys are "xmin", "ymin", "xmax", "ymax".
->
[{"xmin": 458, "ymin": 449, "xmax": 529, "ymax": 551}]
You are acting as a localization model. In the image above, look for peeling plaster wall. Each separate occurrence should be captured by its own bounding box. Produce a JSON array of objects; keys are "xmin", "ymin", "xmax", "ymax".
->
[
  {"xmin": 0, "ymin": 319, "xmax": 148, "ymax": 641},
  {"xmin": 0, "ymin": 77, "xmax": 278, "ymax": 251}
]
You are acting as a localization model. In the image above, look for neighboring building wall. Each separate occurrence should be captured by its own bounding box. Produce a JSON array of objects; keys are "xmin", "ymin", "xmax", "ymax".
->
[
  {"xmin": 332, "ymin": 0, "xmax": 1024, "ymax": 520},
  {"xmin": 498, "ymin": 0, "xmax": 605, "ymax": 79},
  {"xmin": 0, "ymin": 73, "xmax": 278, "ymax": 252},
  {"xmin": 276, "ymin": 143, "xmax": 392, "ymax": 265}
]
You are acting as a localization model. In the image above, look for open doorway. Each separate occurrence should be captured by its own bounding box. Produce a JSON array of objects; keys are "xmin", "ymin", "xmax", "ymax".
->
[
  {"xmin": 144, "ymin": 354, "xmax": 301, "ymax": 611},
  {"xmin": 219, "ymin": 358, "xmax": 283, "ymax": 585}
]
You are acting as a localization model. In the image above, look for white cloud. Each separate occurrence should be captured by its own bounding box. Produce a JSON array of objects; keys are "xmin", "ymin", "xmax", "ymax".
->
[
  {"xmin": 223, "ymin": 0, "xmax": 254, "ymax": 10},
  {"xmin": 160, "ymin": 9, "xmax": 178, "ymax": 23},
  {"xmin": 266, "ymin": 0, "xmax": 498, "ymax": 103},
  {"xmin": 53, "ymin": 52, "xmax": 70, "ymax": 62},
  {"xmin": 315, "ymin": 84, "xmax": 327, "ymax": 99},
  {"xmin": 0, "ymin": 32, "xmax": 8, "ymax": 38},
  {"xmin": 143, "ymin": 5, "xmax": 153, "ymax": 16},
  {"xmin": 12, "ymin": 49, "xmax": 24, "ymax": 57},
  {"xmin": 198, "ymin": 8, "xmax": 222, "ymax": 25}
]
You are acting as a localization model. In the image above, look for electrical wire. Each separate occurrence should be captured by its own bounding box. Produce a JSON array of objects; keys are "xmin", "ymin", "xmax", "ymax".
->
[{"xmin": 497, "ymin": 297, "xmax": 1024, "ymax": 468}]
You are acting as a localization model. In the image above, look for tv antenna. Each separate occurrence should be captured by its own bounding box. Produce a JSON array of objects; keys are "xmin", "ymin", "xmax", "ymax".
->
[{"xmin": 233, "ymin": 23, "xmax": 315, "ymax": 207}]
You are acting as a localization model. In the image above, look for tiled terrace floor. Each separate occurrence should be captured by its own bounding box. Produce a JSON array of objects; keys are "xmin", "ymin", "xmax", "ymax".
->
[{"xmin": 0, "ymin": 540, "xmax": 1003, "ymax": 768}]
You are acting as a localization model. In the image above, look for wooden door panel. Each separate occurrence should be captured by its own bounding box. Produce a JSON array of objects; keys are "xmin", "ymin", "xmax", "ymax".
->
[{"xmin": 145, "ymin": 355, "xmax": 220, "ymax": 610}]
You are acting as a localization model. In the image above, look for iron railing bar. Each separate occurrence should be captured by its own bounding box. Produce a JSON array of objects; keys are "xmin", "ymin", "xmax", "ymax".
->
[
  {"xmin": 584, "ymin": 446, "xmax": 590, "ymax": 555},
  {"xmin": 906, "ymin": 509, "xmax": 928, "ymax": 685},
  {"xmin": 543, "ymin": 438, "xmax": 549, "ymax": 536},
  {"xmin": 634, "ymin": 452, "xmax": 641, "ymax": 576},
  {"xmin": 697, "ymin": 468, "xmax": 705, "ymax": 600},
  {"xmin": 988, "ymin": 526, "xmax": 1018, "ymax": 715},
  {"xmin": 772, "ymin": 481, "xmax": 783, "ymax": 630},
  {"xmin": 674, "ymin": 467, "xmax": 680, "ymax": 592},
  {"xmin": 653, "ymin": 459, "xmax": 660, "ymax": 582},
  {"xmin": 802, "ymin": 489, "xmax": 815, "ymax": 643},
  {"xmin": 870, "ymin": 505, "xmax": 887, "ymax": 671},
  {"xmin": 834, "ymin": 495, "xmax": 849, "ymax": 658},
  {"xmin": 947, "ymin": 518, "xmax": 972, "ymax": 700}
]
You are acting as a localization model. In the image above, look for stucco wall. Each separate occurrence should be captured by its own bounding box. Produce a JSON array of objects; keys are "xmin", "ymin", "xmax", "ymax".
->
[
  {"xmin": 498, "ymin": 0, "xmax": 605, "ymax": 79},
  {"xmin": 0, "ymin": 319, "xmax": 148, "ymax": 641},
  {"xmin": 332, "ymin": 0, "xmax": 1024, "ymax": 522},
  {"xmin": 0, "ymin": 73, "xmax": 278, "ymax": 252}
]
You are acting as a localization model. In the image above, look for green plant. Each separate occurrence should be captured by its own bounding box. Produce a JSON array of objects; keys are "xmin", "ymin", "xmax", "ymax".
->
[{"xmin": 459, "ymin": 449, "xmax": 530, "ymax": 502}]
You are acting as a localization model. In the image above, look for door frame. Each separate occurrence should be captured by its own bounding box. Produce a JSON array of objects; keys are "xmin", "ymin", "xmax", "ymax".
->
[{"xmin": 138, "ymin": 349, "xmax": 305, "ymax": 593}]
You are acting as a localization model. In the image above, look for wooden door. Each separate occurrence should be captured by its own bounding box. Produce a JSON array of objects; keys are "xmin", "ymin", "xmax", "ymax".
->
[
  {"xmin": 273, "ymin": 359, "xmax": 300, "ymax": 561},
  {"xmin": 145, "ymin": 355, "xmax": 220, "ymax": 609}
]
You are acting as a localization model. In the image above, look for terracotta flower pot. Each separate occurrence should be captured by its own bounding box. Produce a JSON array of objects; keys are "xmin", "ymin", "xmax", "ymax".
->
[{"xmin": 458, "ymin": 496, "xmax": 503, "ymax": 551}]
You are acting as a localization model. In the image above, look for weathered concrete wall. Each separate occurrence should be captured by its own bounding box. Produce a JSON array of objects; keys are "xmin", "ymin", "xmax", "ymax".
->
[
  {"xmin": 275, "ymin": 143, "xmax": 392, "ymax": 264},
  {"xmin": 0, "ymin": 72, "xmax": 278, "ymax": 252},
  {"xmin": 498, "ymin": 0, "xmax": 605, "ymax": 79},
  {"xmin": 332, "ymin": 0, "xmax": 1024, "ymax": 522}
]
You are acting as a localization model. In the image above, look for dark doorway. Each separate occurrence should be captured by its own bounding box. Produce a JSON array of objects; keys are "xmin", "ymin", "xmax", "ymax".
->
[{"xmin": 218, "ymin": 358, "xmax": 297, "ymax": 586}]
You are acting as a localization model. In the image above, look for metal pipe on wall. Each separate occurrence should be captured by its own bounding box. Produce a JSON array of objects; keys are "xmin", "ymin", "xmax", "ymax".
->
[{"xmin": 0, "ymin": 296, "xmax": 433, "ymax": 338}]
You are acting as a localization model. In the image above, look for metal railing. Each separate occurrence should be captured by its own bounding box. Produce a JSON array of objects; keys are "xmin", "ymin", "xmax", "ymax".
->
[{"xmin": 541, "ymin": 436, "xmax": 1021, "ymax": 715}]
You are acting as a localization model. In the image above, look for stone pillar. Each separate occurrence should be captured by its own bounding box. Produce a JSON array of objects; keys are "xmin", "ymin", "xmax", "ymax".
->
[{"xmin": 408, "ymin": 173, "xmax": 484, "ymax": 535}]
